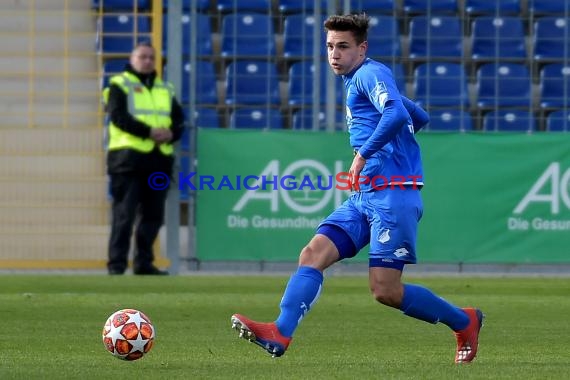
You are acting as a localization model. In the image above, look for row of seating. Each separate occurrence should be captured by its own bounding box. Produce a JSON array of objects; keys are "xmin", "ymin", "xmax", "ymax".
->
[
  {"xmin": 102, "ymin": 59, "xmax": 570, "ymax": 111},
  {"xmin": 182, "ymin": 107, "xmax": 570, "ymax": 131},
  {"xmin": 97, "ymin": 12, "xmax": 570, "ymax": 65},
  {"xmin": 92, "ymin": 0, "xmax": 570, "ymax": 16}
]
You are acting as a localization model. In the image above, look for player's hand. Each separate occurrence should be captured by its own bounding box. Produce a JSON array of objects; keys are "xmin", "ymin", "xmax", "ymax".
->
[{"xmin": 349, "ymin": 152, "xmax": 366, "ymax": 191}]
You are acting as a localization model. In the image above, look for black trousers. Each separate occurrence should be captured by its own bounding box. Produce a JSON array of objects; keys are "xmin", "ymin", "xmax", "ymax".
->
[{"xmin": 107, "ymin": 173, "xmax": 169, "ymax": 272}]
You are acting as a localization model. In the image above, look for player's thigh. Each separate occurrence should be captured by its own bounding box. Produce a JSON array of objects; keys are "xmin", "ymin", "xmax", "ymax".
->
[
  {"xmin": 367, "ymin": 189, "xmax": 422, "ymax": 266},
  {"xmin": 317, "ymin": 195, "xmax": 370, "ymax": 259}
]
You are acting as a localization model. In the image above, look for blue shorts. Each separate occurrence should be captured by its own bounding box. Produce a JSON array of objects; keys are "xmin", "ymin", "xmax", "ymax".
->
[{"xmin": 317, "ymin": 187, "xmax": 423, "ymax": 268}]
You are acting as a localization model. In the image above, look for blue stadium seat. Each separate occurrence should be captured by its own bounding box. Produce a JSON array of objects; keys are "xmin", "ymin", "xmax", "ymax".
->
[
  {"xmin": 278, "ymin": 0, "xmax": 328, "ymax": 14},
  {"xmin": 403, "ymin": 0, "xmax": 458, "ymax": 14},
  {"xmin": 350, "ymin": 0, "xmax": 395, "ymax": 13},
  {"xmin": 533, "ymin": 18, "xmax": 570, "ymax": 63},
  {"xmin": 180, "ymin": 61, "xmax": 218, "ymax": 105},
  {"xmin": 539, "ymin": 64, "xmax": 570, "ymax": 109},
  {"xmin": 471, "ymin": 16, "xmax": 526, "ymax": 61},
  {"xmin": 529, "ymin": 0, "xmax": 570, "ymax": 15},
  {"xmin": 193, "ymin": 108, "xmax": 221, "ymax": 128},
  {"xmin": 413, "ymin": 62, "xmax": 469, "ymax": 108},
  {"xmin": 288, "ymin": 61, "xmax": 343, "ymax": 106},
  {"xmin": 390, "ymin": 63, "xmax": 407, "ymax": 95},
  {"xmin": 221, "ymin": 13, "xmax": 276, "ymax": 58},
  {"xmin": 482, "ymin": 110, "xmax": 536, "ymax": 132},
  {"xmin": 283, "ymin": 14, "xmax": 326, "ymax": 58},
  {"xmin": 163, "ymin": 13, "xmax": 213, "ymax": 56},
  {"xmin": 409, "ymin": 16, "xmax": 463, "ymax": 60},
  {"xmin": 92, "ymin": 0, "xmax": 150, "ymax": 10},
  {"xmin": 99, "ymin": 14, "xmax": 151, "ymax": 34},
  {"xmin": 98, "ymin": 35, "xmax": 149, "ymax": 54},
  {"xmin": 101, "ymin": 59, "xmax": 128, "ymax": 89},
  {"xmin": 427, "ymin": 109, "xmax": 473, "ymax": 131},
  {"xmin": 163, "ymin": 0, "xmax": 210, "ymax": 11},
  {"xmin": 546, "ymin": 110, "xmax": 570, "ymax": 131},
  {"xmin": 230, "ymin": 108, "xmax": 284, "ymax": 129},
  {"xmin": 465, "ymin": 0, "xmax": 521, "ymax": 15},
  {"xmin": 217, "ymin": 0, "xmax": 272, "ymax": 12},
  {"xmin": 476, "ymin": 63, "xmax": 531, "ymax": 108},
  {"xmin": 225, "ymin": 61, "xmax": 281, "ymax": 105},
  {"xmin": 366, "ymin": 15, "xmax": 401, "ymax": 59},
  {"xmin": 292, "ymin": 109, "xmax": 345, "ymax": 130}
]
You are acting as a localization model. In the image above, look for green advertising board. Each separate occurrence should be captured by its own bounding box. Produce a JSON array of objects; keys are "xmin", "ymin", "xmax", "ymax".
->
[{"xmin": 195, "ymin": 129, "xmax": 570, "ymax": 263}]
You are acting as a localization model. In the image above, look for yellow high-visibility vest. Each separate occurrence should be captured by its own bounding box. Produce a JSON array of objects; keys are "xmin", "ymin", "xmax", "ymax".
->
[{"xmin": 105, "ymin": 72, "xmax": 175, "ymax": 156}]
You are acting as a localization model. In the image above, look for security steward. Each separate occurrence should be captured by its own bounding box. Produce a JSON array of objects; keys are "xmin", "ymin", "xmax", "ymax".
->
[{"xmin": 104, "ymin": 42, "xmax": 185, "ymax": 275}]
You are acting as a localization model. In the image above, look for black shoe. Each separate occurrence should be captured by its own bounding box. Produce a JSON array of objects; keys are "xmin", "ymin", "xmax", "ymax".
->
[
  {"xmin": 133, "ymin": 266, "xmax": 169, "ymax": 275},
  {"xmin": 108, "ymin": 268, "xmax": 125, "ymax": 275}
]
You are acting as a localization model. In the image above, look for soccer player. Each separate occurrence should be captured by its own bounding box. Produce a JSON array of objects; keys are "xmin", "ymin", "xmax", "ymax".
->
[{"xmin": 230, "ymin": 13, "xmax": 483, "ymax": 363}]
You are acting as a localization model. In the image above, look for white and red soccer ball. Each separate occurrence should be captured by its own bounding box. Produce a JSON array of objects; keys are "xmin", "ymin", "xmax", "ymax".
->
[{"xmin": 102, "ymin": 309, "xmax": 155, "ymax": 361}]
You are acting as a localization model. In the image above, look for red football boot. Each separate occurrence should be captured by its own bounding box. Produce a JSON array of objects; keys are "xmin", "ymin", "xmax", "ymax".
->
[
  {"xmin": 454, "ymin": 307, "xmax": 484, "ymax": 363},
  {"xmin": 231, "ymin": 314, "xmax": 291, "ymax": 357}
]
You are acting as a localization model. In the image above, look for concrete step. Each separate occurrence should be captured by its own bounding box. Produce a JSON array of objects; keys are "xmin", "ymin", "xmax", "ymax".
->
[
  {"xmin": 0, "ymin": 129, "xmax": 104, "ymax": 154},
  {"xmin": 0, "ymin": 0, "xmax": 92, "ymax": 11},
  {"xmin": 0, "ymin": 76, "xmax": 100, "ymax": 96},
  {"xmin": 0, "ymin": 225, "xmax": 109, "ymax": 261},
  {"xmin": 0, "ymin": 177, "xmax": 108, "ymax": 204},
  {"xmin": 0, "ymin": 9, "xmax": 96, "ymax": 33},
  {"xmin": 0, "ymin": 101, "xmax": 102, "ymax": 129},
  {"xmin": 0, "ymin": 154, "xmax": 105, "ymax": 177},
  {"xmin": 0, "ymin": 34, "xmax": 97, "ymax": 56},
  {"xmin": 0, "ymin": 204, "xmax": 110, "ymax": 225},
  {"xmin": 0, "ymin": 56, "xmax": 98, "ymax": 74}
]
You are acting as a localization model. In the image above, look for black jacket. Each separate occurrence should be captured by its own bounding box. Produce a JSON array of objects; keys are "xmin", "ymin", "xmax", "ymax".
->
[{"xmin": 106, "ymin": 64, "xmax": 186, "ymax": 175}]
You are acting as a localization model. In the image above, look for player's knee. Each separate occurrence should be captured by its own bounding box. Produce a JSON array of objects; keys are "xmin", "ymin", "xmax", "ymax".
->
[
  {"xmin": 299, "ymin": 244, "xmax": 318, "ymax": 265},
  {"xmin": 370, "ymin": 284, "xmax": 401, "ymax": 307}
]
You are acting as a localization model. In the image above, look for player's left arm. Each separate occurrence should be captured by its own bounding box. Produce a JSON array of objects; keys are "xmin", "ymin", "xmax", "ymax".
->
[{"xmin": 401, "ymin": 96, "xmax": 429, "ymax": 134}]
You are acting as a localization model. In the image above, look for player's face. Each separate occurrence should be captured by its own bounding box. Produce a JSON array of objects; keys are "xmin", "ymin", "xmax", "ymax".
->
[
  {"xmin": 326, "ymin": 30, "xmax": 367, "ymax": 75},
  {"xmin": 130, "ymin": 46, "xmax": 156, "ymax": 74}
]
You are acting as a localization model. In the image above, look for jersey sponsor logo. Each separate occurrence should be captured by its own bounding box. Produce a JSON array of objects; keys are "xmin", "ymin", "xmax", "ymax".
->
[{"xmin": 372, "ymin": 81, "xmax": 389, "ymax": 107}]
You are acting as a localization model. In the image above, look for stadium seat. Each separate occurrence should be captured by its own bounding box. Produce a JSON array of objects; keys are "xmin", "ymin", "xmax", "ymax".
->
[
  {"xmin": 221, "ymin": 13, "xmax": 276, "ymax": 58},
  {"xmin": 465, "ymin": 0, "xmax": 521, "ymax": 15},
  {"xmin": 533, "ymin": 18, "xmax": 570, "ymax": 63},
  {"xmin": 545, "ymin": 110, "xmax": 570, "ymax": 131},
  {"xmin": 194, "ymin": 108, "xmax": 221, "ymax": 129},
  {"xmin": 217, "ymin": 0, "xmax": 272, "ymax": 12},
  {"xmin": 99, "ymin": 14, "xmax": 151, "ymax": 34},
  {"xmin": 163, "ymin": 13, "xmax": 213, "ymax": 56},
  {"xmin": 476, "ymin": 63, "xmax": 531, "ymax": 108},
  {"xmin": 482, "ymin": 110, "xmax": 536, "ymax": 132},
  {"xmin": 366, "ymin": 15, "xmax": 401, "ymax": 59},
  {"xmin": 101, "ymin": 59, "xmax": 128, "ymax": 89},
  {"xmin": 427, "ymin": 109, "xmax": 473, "ymax": 131},
  {"xmin": 278, "ymin": 0, "xmax": 328, "ymax": 14},
  {"xmin": 390, "ymin": 63, "xmax": 407, "ymax": 95},
  {"xmin": 350, "ymin": 0, "xmax": 395, "ymax": 13},
  {"xmin": 92, "ymin": 0, "xmax": 150, "ymax": 10},
  {"xmin": 98, "ymin": 35, "xmax": 149, "ymax": 54},
  {"xmin": 230, "ymin": 108, "xmax": 284, "ymax": 129},
  {"xmin": 283, "ymin": 14, "xmax": 326, "ymax": 59},
  {"xmin": 528, "ymin": 0, "xmax": 570, "ymax": 15},
  {"xmin": 471, "ymin": 17, "xmax": 526, "ymax": 61},
  {"xmin": 403, "ymin": 0, "xmax": 458, "ymax": 14},
  {"xmin": 288, "ymin": 61, "xmax": 343, "ymax": 106},
  {"xmin": 413, "ymin": 62, "xmax": 469, "ymax": 108},
  {"xmin": 162, "ymin": 0, "xmax": 210, "ymax": 11},
  {"xmin": 180, "ymin": 61, "xmax": 218, "ymax": 105},
  {"xmin": 539, "ymin": 64, "xmax": 570, "ymax": 109},
  {"xmin": 408, "ymin": 16, "xmax": 463, "ymax": 60},
  {"xmin": 225, "ymin": 61, "xmax": 281, "ymax": 105},
  {"xmin": 292, "ymin": 108, "xmax": 345, "ymax": 130}
]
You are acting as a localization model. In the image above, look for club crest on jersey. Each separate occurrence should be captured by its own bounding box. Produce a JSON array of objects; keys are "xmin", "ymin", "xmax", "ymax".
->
[
  {"xmin": 378, "ymin": 228, "xmax": 390, "ymax": 243},
  {"xmin": 372, "ymin": 81, "xmax": 388, "ymax": 107}
]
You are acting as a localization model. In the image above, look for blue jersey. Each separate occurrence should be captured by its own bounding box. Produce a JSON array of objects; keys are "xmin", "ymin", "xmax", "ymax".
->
[{"xmin": 343, "ymin": 58, "xmax": 424, "ymax": 191}]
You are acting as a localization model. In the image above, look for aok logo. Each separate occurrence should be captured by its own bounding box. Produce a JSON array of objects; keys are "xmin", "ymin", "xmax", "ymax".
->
[
  {"xmin": 232, "ymin": 159, "xmax": 348, "ymax": 214},
  {"xmin": 513, "ymin": 162, "xmax": 570, "ymax": 215}
]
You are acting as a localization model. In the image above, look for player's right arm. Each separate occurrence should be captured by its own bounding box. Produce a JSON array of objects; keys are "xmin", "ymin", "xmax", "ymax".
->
[{"xmin": 401, "ymin": 96, "xmax": 429, "ymax": 134}]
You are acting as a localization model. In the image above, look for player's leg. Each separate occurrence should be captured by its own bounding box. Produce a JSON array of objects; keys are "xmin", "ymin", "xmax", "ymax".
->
[
  {"xmin": 366, "ymin": 188, "xmax": 483, "ymax": 363},
  {"xmin": 231, "ymin": 195, "xmax": 368, "ymax": 357}
]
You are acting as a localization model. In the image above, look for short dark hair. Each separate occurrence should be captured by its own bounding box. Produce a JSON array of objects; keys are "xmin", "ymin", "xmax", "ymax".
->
[
  {"xmin": 134, "ymin": 40, "xmax": 154, "ymax": 50},
  {"xmin": 323, "ymin": 13, "xmax": 370, "ymax": 45}
]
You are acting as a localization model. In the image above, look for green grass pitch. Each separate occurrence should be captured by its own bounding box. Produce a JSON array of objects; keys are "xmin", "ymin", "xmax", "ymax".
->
[{"xmin": 0, "ymin": 274, "xmax": 568, "ymax": 379}]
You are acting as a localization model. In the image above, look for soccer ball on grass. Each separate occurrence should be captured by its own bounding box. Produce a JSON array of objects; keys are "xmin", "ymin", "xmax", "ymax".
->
[{"xmin": 102, "ymin": 308, "xmax": 155, "ymax": 360}]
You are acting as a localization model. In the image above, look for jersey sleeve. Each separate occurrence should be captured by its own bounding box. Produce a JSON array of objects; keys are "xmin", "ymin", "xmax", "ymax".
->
[{"xmin": 357, "ymin": 65, "xmax": 402, "ymax": 114}]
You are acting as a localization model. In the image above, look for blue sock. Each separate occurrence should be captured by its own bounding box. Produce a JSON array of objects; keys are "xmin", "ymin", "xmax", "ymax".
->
[
  {"xmin": 275, "ymin": 266, "xmax": 324, "ymax": 338},
  {"xmin": 400, "ymin": 284, "xmax": 469, "ymax": 331}
]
